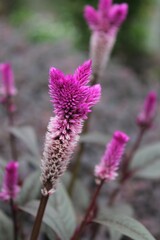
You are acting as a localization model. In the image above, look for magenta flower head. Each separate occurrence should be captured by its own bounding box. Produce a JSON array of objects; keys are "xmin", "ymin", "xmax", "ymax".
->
[
  {"xmin": 0, "ymin": 63, "xmax": 17, "ymax": 98},
  {"xmin": 0, "ymin": 161, "xmax": 20, "ymax": 201},
  {"xmin": 84, "ymin": 0, "xmax": 128, "ymax": 76},
  {"xmin": 84, "ymin": 0, "xmax": 128, "ymax": 32},
  {"xmin": 41, "ymin": 60, "xmax": 101, "ymax": 195},
  {"xmin": 137, "ymin": 91, "xmax": 157, "ymax": 129},
  {"xmin": 95, "ymin": 131, "xmax": 129, "ymax": 181}
]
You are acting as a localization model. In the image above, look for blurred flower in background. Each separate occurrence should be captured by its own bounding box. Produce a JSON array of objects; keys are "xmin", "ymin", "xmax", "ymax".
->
[
  {"xmin": 0, "ymin": 161, "xmax": 20, "ymax": 201},
  {"xmin": 84, "ymin": 0, "xmax": 128, "ymax": 76}
]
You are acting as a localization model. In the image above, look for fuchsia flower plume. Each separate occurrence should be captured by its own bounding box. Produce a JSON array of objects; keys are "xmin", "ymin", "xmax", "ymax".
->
[
  {"xmin": 0, "ymin": 63, "xmax": 17, "ymax": 97},
  {"xmin": 95, "ymin": 131, "xmax": 129, "ymax": 181},
  {"xmin": 41, "ymin": 60, "xmax": 101, "ymax": 195},
  {"xmin": 137, "ymin": 91, "xmax": 157, "ymax": 128},
  {"xmin": 84, "ymin": 0, "xmax": 128, "ymax": 33},
  {"xmin": 0, "ymin": 161, "xmax": 20, "ymax": 201},
  {"xmin": 84, "ymin": 0, "xmax": 128, "ymax": 77}
]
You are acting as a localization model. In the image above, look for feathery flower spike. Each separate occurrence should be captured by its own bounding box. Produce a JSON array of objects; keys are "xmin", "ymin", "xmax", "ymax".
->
[
  {"xmin": 0, "ymin": 63, "xmax": 17, "ymax": 97},
  {"xmin": 137, "ymin": 91, "xmax": 157, "ymax": 128},
  {"xmin": 0, "ymin": 161, "xmax": 20, "ymax": 201},
  {"xmin": 0, "ymin": 63, "xmax": 17, "ymax": 111},
  {"xmin": 41, "ymin": 60, "xmax": 101, "ymax": 195},
  {"xmin": 84, "ymin": 0, "xmax": 128, "ymax": 77},
  {"xmin": 95, "ymin": 131, "xmax": 129, "ymax": 181}
]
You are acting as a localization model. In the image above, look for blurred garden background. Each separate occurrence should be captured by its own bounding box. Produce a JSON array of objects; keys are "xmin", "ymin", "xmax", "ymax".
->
[
  {"xmin": 1, "ymin": 0, "xmax": 160, "ymax": 63},
  {"xmin": 0, "ymin": 0, "xmax": 160, "ymax": 239}
]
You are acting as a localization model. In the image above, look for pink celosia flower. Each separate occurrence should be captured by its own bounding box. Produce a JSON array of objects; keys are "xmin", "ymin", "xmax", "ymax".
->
[
  {"xmin": 95, "ymin": 131, "xmax": 129, "ymax": 181},
  {"xmin": 0, "ymin": 161, "xmax": 20, "ymax": 201},
  {"xmin": 137, "ymin": 91, "xmax": 157, "ymax": 128},
  {"xmin": 41, "ymin": 60, "xmax": 101, "ymax": 195},
  {"xmin": 84, "ymin": 0, "xmax": 128, "ymax": 32},
  {"xmin": 0, "ymin": 63, "xmax": 17, "ymax": 97},
  {"xmin": 84, "ymin": 0, "xmax": 128, "ymax": 77}
]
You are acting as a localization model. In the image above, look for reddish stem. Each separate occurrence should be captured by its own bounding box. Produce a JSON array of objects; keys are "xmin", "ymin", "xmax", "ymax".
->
[
  {"xmin": 5, "ymin": 95, "xmax": 18, "ymax": 239},
  {"xmin": 71, "ymin": 180, "xmax": 104, "ymax": 240},
  {"xmin": 30, "ymin": 194, "xmax": 49, "ymax": 240},
  {"xmin": 122, "ymin": 127, "xmax": 146, "ymax": 175},
  {"xmin": 6, "ymin": 95, "xmax": 18, "ymax": 160},
  {"xmin": 10, "ymin": 198, "xmax": 18, "ymax": 240}
]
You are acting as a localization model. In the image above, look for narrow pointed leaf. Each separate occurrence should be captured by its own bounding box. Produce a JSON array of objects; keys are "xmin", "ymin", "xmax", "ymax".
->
[
  {"xmin": 17, "ymin": 171, "xmax": 41, "ymax": 205},
  {"xmin": 10, "ymin": 126, "xmax": 40, "ymax": 160},
  {"xmin": 94, "ymin": 213, "xmax": 156, "ymax": 240},
  {"xmin": 130, "ymin": 142, "xmax": 160, "ymax": 179},
  {"xmin": 20, "ymin": 200, "xmax": 68, "ymax": 240},
  {"xmin": 62, "ymin": 172, "xmax": 90, "ymax": 210},
  {"xmin": 101, "ymin": 203, "xmax": 134, "ymax": 240},
  {"xmin": 110, "ymin": 229, "xmax": 122, "ymax": 240},
  {"xmin": 43, "ymin": 226, "xmax": 57, "ymax": 240},
  {"xmin": 133, "ymin": 159, "xmax": 160, "ymax": 179},
  {"xmin": 131, "ymin": 142, "xmax": 160, "ymax": 168},
  {"xmin": 0, "ymin": 210, "xmax": 13, "ymax": 240},
  {"xmin": 49, "ymin": 183, "xmax": 76, "ymax": 238}
]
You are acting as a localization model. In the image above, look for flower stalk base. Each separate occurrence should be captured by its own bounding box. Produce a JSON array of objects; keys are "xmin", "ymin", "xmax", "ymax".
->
[
  {"xmin": 30, "ymin": 194, "xmax": 49, "ymax": 240},
  {"xmin": 71, "ymin": 180, "xmax": 104, "ymax": 240}
]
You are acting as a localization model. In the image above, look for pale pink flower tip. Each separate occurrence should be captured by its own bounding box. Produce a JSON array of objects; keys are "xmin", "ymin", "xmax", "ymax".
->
[
  {"xmin": 84, "ymin": 0, "xmax": 128, "ymax": 32},
  {"xmin": 137, "ymin": 91, "xmax": 157, "ymax": 128},
  {"xmin": 0, "ymin": 161, "xmax": 20, "ymax": 201},
  {"xmin": 95, "ymin": 131, "xmax": 129, "ymax": 181},
  {"xmin": 41, "ymin": 60, "xmax": 101, "ymax": 195},
  {"xmin": 0, "ymin": 63, "xmax": 17, "ymax": 97}
]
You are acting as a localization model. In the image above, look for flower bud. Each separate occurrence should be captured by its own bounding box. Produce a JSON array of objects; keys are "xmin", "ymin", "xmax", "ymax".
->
[
  {"xmin": 95, "ymin": 131, "xmax": 129, "ymax": 181},
  {"xmin": 137, "ymin": 91, "xmax": 157, "ymax": 129},
  {"xmin": 0, "ymin": 161, "xmax": 20, "ymax": 201}
]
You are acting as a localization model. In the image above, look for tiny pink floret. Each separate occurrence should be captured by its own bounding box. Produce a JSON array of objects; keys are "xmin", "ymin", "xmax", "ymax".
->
[
  {"xmin": 95, "ymin": 131, "xmax": 129, "ymax": 181},
  {"xmin": 0, "ymin": 161, "xmax": 20, "ymax": 201},
  {"xmin": 137, "ymin": 91, "xmax": 157, "ymax": 128}
]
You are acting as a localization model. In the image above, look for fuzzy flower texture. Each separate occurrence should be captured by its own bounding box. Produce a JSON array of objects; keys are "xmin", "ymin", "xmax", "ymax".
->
[
  {"xmin": 0, "ymin": 63, "xmax": 17, "ymax": 112},
  {"xmin": 0, "ymin": 161, "xmax": 20, "ymax": 201},
  {"xmin": 137, "ymin": 91, "xmax": 157, "ymax": 129},
  {"xmin": 84, "ymin": 0, "xmax": 128, "ymax": 32},
  {"xmin": 95, "ymin": 131, "xmax": 129, "ymax": 181},
  {"xmin": 0, "ymin": 63, "xmax": 17, "ymax": 98},
  {"xmin": 41, "ymin": 60, "xmax": 101, "ymax": 195},
  {"xmin": 84, "ymin": 0, "xmax": 128, "ymax": 75}
]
